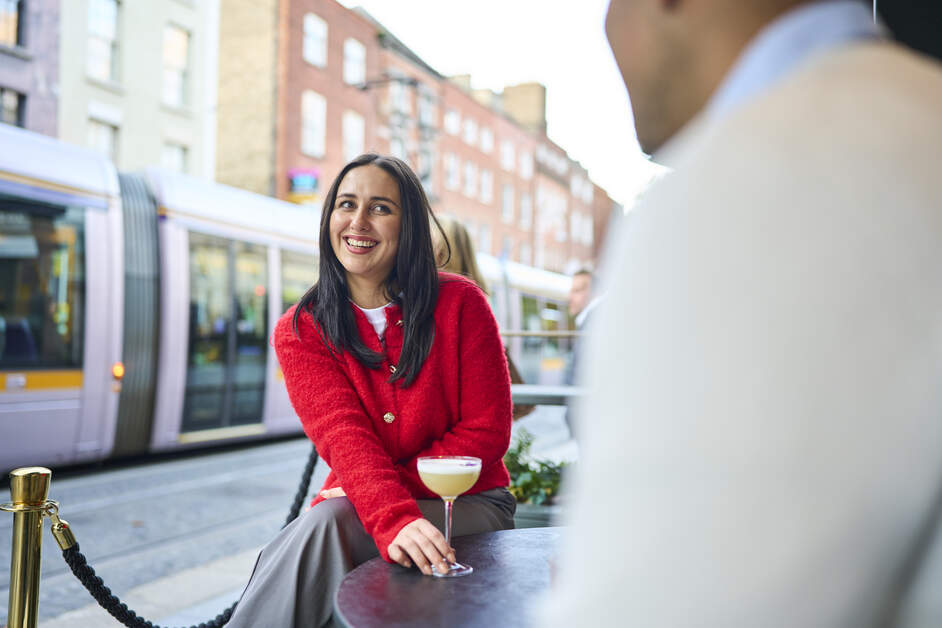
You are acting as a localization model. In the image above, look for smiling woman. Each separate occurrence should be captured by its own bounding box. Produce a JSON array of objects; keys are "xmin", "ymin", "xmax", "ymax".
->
[
  {"xmin": 226, "ymin": 154, "xmax": 517, "ymax": 628},
  {"xmin": 329, "ymin": 164, "xmax": 402, "ymax": 308}
]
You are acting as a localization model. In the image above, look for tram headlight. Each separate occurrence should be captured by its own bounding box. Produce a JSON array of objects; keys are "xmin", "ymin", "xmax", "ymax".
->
[{"xmin": 112, "ymin": 362, "xmax": 125, "ymax": 380}]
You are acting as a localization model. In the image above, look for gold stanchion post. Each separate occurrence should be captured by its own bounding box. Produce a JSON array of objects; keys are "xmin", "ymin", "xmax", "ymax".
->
[{"xmin": 4, "ymin": 467, "xmax": 51, "ymax": 628}]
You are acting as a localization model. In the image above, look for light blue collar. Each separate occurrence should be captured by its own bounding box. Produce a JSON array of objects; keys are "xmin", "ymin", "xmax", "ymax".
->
[{"xmin": 705, "ymin": 1, "xmax": 884, "ymax": 120}]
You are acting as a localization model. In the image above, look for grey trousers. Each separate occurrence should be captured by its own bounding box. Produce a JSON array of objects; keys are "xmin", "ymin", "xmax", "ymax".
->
[{"xmin": 226, "ymin": 488, "xmax": 516, "ymax": 628}]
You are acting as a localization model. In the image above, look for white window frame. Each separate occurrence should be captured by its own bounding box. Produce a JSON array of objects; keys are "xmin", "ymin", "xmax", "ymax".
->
[
  {"xmin": 480, "ymin": 127, "xmax": 493, "ymax": 153},
  {"xmin": 302, "ymin": 13, "xmax": 328, "ymax": 68},
  {"xmin": 162, "ymin": 24, "xmax": 190, "ymax": 108},
  {"xmin": 87, "ymin": 0, "xmax": 120, "ymax": 82},
  {"xmin": 519, "ymin": 192, "xmax": 532, "ymax": 230},
  {"xmin": 500, "ymin": 140, "xmax": 515, "ymax": 172},
  {"xmin": 161, "ymin": 141, "xmax": 188, "ymax": 173},
  {"xmin": 343, "ymin": 37, "xmax": 366, "ymax": 86},
  {"xmin": 501, "ymin": 184, "xmax": 515, "ymax": 224},
  {"xmin": 342, "ymin": 109, "xmax": 365, "ymax": 163},
  {"xmin": 479, "ymin": 169, "xmax": 493, "ymax": 204},
  {"xmin": 519, "ymin": 151, "xmax": 533, "ymax": 180},
  {"xmin": 444, "ymin": 109, "xmax": 460, "ymax": 135},
  {"xmin": 301, "ymin": 90, "xmax": 326, "ymax": 158},
  {"xmin": 445, "ymin": 153, "xmax": 459, "ymax": 190},
  {"xmin": 463, "ymin": 160, "xmax": 478, "ymax": 198},
  {"xmin": 463, "ymin": 118, "xmax": 477, "ymax": 146},
  {"xmin": 87, "ymin": 118, "xmax": 118, "ymax": 160}
]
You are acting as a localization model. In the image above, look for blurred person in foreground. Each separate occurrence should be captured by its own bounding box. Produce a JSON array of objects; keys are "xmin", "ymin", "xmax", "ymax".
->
[
  {"xmin": 432, "ymin": 214, "xmax": 535, "ymax": 420},
  {"xmin": 227, "ymin": 155, "xmax": 515, "ymax": 628},
  {"xmin": 539, "ymin": 1, "xmax": 942, "ymax": 626}
]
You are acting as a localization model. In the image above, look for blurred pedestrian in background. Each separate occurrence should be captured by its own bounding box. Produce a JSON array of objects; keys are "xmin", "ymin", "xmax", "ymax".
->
[
  {"xmin": 563, "ymin": 269, "xmax": 600, "ymax": 437},
  {"xmin": 433, "ymin": 214, "xmax": 535, "ymax": 420},
  {"xmin": 540, "ymin": 0, "xmax": 942, "ymax": 626}
]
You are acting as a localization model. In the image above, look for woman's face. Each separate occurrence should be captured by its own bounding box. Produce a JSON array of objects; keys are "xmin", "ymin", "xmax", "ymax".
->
[{"xmin": 329, "ymin": 165, "xmax": 403, "ymax": 291}]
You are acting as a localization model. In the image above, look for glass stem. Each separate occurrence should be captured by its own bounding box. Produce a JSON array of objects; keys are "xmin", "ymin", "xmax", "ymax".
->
[{"xmin": 443, "ymin": 497, "xmax": 455, "ymax": 550}]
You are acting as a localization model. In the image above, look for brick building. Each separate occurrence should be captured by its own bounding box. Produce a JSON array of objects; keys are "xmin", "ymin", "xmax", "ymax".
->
[{"xmin": 217, "ymin": 0, "xmax": 618, "ymax": 273}]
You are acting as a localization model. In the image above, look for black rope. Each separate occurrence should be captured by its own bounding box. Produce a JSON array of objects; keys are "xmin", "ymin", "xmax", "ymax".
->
[
  {"xmin": 58, "ymin": 444, "xmax": 320, "ymax": 628},
  {"xmin": 285, "ymin": 443, "xmax": 320, "ymax": 529}
]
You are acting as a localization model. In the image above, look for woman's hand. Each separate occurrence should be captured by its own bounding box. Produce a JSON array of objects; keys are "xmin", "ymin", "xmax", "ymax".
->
[
  {"xmin": 319, "ymin": 487, "xmax": 347, "ymax": 499},
  {"xmin": 387, "ymin": 518, "xmax": 456, "ymax": 575}
]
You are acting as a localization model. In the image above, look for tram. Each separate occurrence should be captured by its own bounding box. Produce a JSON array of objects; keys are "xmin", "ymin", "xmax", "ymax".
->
[{"xmin": 0, "ymin": 125, "xmax": 572, "ymax": 472}]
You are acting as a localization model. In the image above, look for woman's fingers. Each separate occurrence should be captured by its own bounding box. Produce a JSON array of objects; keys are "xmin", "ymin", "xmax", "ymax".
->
[
  {"xmin": 387, "ymin": 544, "xmax": 412, "ymax": 569},
  {"xmin": 412, "ymin": 519, "xmax": 456, "ymax": 564},
  {"xmin": 389, "ymin": 519, "xmax": 456, "ymax": 575},
  {"xmin": 319, "ymin": 487, "xmax": 346, "ymax": 499}
]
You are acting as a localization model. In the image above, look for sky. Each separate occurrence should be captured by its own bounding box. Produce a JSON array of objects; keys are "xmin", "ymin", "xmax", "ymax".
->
[{"xmin": 337, "ymin": 0, "xmax": 664, "ymax": 208}]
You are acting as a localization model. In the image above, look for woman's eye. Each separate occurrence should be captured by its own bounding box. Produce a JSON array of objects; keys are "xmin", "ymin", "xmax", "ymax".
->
[
  {"xmin": 338, "ymin": 200, "xmax": 354, "ymax": 209},
  {"xmin": 372, "ymin": 204, "xmax": 391, "ymax": 214}
]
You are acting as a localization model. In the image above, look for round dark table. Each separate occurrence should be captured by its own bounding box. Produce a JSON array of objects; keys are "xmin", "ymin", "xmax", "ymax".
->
[{"xmin": 333, "ymin": 527, "xmax": 562, "ymax": 627}]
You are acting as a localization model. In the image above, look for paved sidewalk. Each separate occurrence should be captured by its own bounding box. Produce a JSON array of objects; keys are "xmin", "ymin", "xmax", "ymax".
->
[{"xmin": 40, "ymin": 547, "xmax": 259, "ymax": 627}]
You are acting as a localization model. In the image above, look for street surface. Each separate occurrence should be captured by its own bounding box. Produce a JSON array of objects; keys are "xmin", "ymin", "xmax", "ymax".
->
[{"xmin": 0, "ymin": 405, "xmax": 573, "ymax": 626}]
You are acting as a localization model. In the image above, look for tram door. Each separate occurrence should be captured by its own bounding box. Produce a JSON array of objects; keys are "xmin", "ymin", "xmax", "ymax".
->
[{"xmin": 182, "ymin": 233, "xmax": 268, "ymax": 432}]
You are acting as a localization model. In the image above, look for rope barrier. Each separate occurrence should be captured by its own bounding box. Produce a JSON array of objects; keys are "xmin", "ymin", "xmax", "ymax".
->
[{"xmin": 50, "ymin": 444, "xmax": 320, "ymax": 628}]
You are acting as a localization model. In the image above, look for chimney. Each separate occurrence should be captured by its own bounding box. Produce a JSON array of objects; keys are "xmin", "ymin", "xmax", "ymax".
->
[{"xmin": 502, "ymin": 82, "xmax": 547, "ymax": 134}]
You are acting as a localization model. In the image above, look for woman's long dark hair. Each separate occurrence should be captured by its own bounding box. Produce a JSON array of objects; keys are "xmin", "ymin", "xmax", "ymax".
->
[{"xmin": 292, "ymin": 153, "xmax": 448, "ymax": 387}]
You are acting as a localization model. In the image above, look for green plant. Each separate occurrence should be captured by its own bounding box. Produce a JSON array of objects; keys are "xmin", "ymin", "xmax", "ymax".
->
[{"xmin": 503, "ymin": 429, "xmax": 568, "ymax": 505}]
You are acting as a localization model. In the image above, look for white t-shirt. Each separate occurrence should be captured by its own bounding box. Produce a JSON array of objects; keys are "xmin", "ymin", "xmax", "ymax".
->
[{"xmin": 355, "ymin": 302, "xmax": 391, "ymax": 340}]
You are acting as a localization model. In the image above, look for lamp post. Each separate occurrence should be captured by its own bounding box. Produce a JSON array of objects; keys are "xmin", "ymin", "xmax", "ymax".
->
[{"xmin": 355, "ymin": 74, "xmax": 437, "ymax": 197}]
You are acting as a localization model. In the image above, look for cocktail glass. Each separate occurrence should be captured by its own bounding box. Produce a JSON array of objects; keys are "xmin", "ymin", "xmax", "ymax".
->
[{"xmin": 417, "ymin": 455, "xmax": 482, "ymax": 577}]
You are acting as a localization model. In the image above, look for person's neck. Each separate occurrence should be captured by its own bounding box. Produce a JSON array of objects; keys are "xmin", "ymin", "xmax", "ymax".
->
[
  {"xmin": 653, "ymin": 3, "xmax": 803, "ymax": 157},
  {"xmin": 347, "ymin": 277, "xmax": 391, "ymax": 309}
]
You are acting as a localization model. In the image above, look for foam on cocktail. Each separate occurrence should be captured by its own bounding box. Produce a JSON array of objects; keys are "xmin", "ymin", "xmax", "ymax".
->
[
  {"xmin": 417, "ymin": 458, "xmax": 481, "ymax": 473},
  {"xmin": 418, "ymin": 458, "xmax": 481, "ymax": 498}
]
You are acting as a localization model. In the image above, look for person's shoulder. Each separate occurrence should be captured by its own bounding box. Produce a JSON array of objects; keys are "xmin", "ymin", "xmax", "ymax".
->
[{"xmin": 274, "ymin": 303, "xmax": 320, "ymax": 348}]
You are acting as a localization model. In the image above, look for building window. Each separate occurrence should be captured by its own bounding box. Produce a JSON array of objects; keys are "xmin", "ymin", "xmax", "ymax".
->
[
  {"xmin": 519, "ymin": 192, "xmax": 532, "ymax": 230},
  {"xmin": 388, "ymin": 74, "xmax": 412, "ymax": 115},
  {"xmin": 87, "ymin": 0, "xmax": 119, "ymax": 82},
  {"xmin": 162, "ymin": 25, "xmax": 190, "ymax": 108},
  {"xmin": 444, "ymin": 152, "xmax": 459, "ymax": 190},
  {"xmin": 479, "ymin": 223, "xmax": 491, "ymax": 255},
  {"xmin": 342, "ymin": 109, "xmax": 365, "ymax": 163},
  {"xmin": 462, "ymin": 118, "xmax": 477, "ymax": 146},
  {"xmin": 519, "ymin": 151, "xmax": 533, "ymax": 180},
  {"xmin": 301, "ymin": 90, "xmax": 326, "ymax": 158},
  {"xmin": 418, "ymin": 147, "xmax": 434, "ymax": 191},
  {"xmin": 162, "ymin": 142, "xmax": 188, "ymax": 172},
  {"xmin": 479, "ymin": 169, "xmax": 493, "ymax": 204},
  {"xmin": 302, "ymin": 13, "xmax": 327, "ymax": 68},
  {"xmin": 343, "ymin": 38, "xmax": 365, "ymax": 86},
  {"xmin": 501, "ymin": 184, "xmax": 514, "ymax": 223},
  {"xmin": 519, "ymin": 242, "xmax": 532, "ymax": 266},
  {"xmin": 500, "ymin": 139, "xmax": 515, "ymax": 172},
  {"xmin": 0, "ymin": 0, "xmax": 23, "ymax": 47},
  {"xmin": 87, "ymin": 118, "xmax": 118, "ymax": 160},
  {"xmin": 418, "ymin": 87, "xmax": 436, "ymax": 127},
  {"xmin": 480, "ymin": 127, "xmax": 493, "ymax": 153},
  {"xmin": 501, "ymin": 236, "xmax": 513, "ymax": 260},
  {"xmin": 463, "ymin": 161, "xmax": 477, "ymax": 198},
  {"xmin": 0, "ymin": 87, "xmax": 24, "ymax": 127},
  {"xmin": 390, "ymin": 136, "xmax": 406, "ymax": 160},
  {"xmin": 444, "ymin": 109, "xmax": 460, "ymax": 135}
]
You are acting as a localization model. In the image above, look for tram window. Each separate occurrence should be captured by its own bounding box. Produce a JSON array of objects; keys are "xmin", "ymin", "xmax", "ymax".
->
[
  {"xmin": 0, "ymin": 195, "xmax": 85, "ymax": 369},
  {"xmin": 542, "ymin": 302, "xmax": 562, "ymax": 354},
  {"xmin": 183, "ymin": 233, "xmax": 268, "ymax": 431},
  {"xmin": 281, "ymin": 250, "xmax": 317, "ymax": 314}
]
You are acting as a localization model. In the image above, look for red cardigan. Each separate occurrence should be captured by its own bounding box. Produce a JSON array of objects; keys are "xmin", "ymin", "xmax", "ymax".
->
[{"xmin": 274, "ymin": 273, "xmax": 513, "ymax": 562}]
